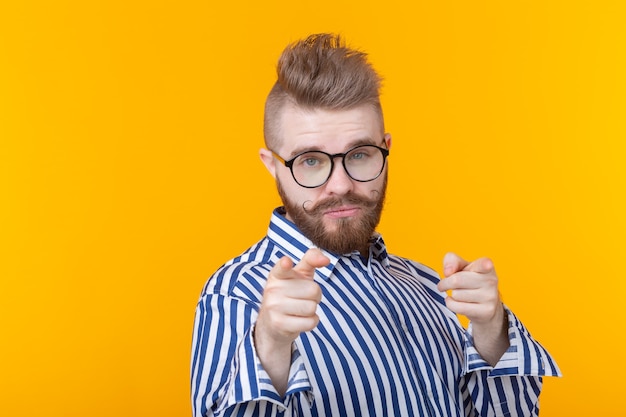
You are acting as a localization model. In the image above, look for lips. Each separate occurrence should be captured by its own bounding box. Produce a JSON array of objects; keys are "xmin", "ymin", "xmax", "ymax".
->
[{"xmin": 323, "ymin": 205, "xmax": 361, "ymax": 218}]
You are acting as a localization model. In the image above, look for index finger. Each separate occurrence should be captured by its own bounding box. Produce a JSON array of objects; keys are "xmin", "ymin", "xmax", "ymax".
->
[
  {"xmin": 271, "ymin": 249, "xmax": 330, "ymax": 281},
  {"xmin": 464, "ymin": 257, "xmax": 495, "ymax": 274},
  {"xmin": 293, "ymin": 248, "xmax": 330, "ymax": 277},
  {"xmin": 270, "ymin": 256, "xmax": 296, "ymax": 280}
]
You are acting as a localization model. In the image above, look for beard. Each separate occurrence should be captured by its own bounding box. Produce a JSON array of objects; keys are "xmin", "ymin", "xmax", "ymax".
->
[{"xmin": 277, "ymin": 175, "xmax": 387, "ymax": 255}]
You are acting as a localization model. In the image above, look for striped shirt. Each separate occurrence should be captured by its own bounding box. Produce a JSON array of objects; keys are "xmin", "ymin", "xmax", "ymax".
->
[{"xmin": 191, "ymin": 208, "xmax": 560, "ymax": 416}]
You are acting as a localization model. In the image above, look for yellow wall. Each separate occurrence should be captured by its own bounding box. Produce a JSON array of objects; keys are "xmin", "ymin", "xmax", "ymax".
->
[{"xmin": 1, "ymin": 1, "xmax": 624, "ymax": 415}]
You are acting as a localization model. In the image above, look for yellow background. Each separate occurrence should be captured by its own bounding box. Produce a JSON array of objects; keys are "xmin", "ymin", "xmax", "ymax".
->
[{"xmin": 1, "ymin": 1, "xmax": 624, "ymax": 415}]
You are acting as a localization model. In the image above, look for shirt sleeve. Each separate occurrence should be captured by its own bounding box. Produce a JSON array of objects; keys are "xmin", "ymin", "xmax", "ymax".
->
[
  {"xmin": 461, "ymin": 305, "xmax": 562, "ymax": 416},
  {"xmin": 190, "ymin": 293, "xmax": 314, "ymax": 417}
]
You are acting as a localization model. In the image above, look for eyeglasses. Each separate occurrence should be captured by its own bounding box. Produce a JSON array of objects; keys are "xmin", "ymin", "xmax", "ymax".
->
[{"xmin": 271, "ymin": 141, "xmax": 390, "ymax": 188}]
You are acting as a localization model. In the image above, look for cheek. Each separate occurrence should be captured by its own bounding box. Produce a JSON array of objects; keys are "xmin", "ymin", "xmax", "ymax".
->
[
  {"xmin": 356, "ymin": 180, "xmax": 384, "ymax": 198},
  {"xmin": 293, "ymin": 188, "xmax": 322, "ymax": 205},
  {"xmin": 278, "ymin": 173, "xmax": 320, "ymax": 203}
]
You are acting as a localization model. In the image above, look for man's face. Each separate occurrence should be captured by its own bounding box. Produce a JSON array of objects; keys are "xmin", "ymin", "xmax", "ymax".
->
[{"xmin": 261, "ymin": 104, "xmax": 390, "ymax": 255}]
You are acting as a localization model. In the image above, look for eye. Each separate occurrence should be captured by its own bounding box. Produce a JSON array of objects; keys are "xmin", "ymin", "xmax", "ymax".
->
[
  {"xmin": 295, "ymin": 152, "xmax": 326, "ymax": 169},
  {"xmin": 347, "ymin": 147, "xmax": 373, "ymax": 161},
  {"xmin": 303, "ymin": 157, "xmax": 320, "ymax": 166}
]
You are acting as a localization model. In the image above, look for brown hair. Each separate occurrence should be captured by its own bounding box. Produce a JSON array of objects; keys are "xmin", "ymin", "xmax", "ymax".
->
[{"xmin": 264, "ymin": 33, "xmax": 384, "ymax": 149}]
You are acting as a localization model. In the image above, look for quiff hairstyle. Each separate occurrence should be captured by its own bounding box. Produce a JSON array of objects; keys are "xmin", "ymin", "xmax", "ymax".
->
[{"xmin": 263, "ymin": 33, "xmax": 384, "ymax": 150}]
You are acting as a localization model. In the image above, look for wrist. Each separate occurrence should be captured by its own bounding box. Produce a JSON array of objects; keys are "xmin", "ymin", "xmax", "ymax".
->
[
  {"xmin": 472, "ymin": 303, "xmax": 506, "ymax": 334},
  {"xmin": 253, "ymin": 323, "xmax": 293, "ymax": 396},
  {"xmin": 470, "ymin": 304, "xmax": 509, "ymax": 366}
]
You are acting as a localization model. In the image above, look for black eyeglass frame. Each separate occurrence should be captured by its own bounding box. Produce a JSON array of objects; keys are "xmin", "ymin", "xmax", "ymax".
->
[{"xmin": 271, "ymin": 140, "xmax": 390, "ymax": 189}]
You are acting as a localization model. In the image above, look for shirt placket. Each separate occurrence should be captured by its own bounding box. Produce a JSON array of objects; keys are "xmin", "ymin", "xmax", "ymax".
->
[{"xmin": 364, "ymin": 257, "xmax": 458, "ymax": 417}]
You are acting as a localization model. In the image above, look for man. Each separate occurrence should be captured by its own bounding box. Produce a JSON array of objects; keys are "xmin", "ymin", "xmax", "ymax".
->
[{"xmin": 191, "ymin": 33, "xmax": 560, "ymax": 417}]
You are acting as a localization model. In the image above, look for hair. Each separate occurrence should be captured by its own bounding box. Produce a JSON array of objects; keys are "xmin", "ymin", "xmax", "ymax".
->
[{"xmin": 263, "ymin": 33, "xmax": 384, "ymax": 150}]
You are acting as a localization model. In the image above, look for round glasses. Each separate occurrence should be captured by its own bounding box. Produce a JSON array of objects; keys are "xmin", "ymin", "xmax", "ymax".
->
[{"xmin": 272, "ymin": 143, "xmax": 390, "ymax": 188}]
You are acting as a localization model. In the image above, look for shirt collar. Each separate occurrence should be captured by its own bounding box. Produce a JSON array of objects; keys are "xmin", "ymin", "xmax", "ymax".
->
[
  {"xmin": 370, "ymin": 233, "xmax": 391, "ymax": 268},
  {"xmin": 267, "ymin": 207, "xmax": 390, "ymax": 281}
]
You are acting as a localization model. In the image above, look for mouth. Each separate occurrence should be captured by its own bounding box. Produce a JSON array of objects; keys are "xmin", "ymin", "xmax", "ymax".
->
[{"xmin": 323, "ymin": 205, "xmax": 361, "ymax": 219}]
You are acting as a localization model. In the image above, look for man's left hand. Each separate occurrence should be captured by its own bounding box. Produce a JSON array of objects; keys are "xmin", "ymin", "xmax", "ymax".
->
[{"xmin": 437, "ymin": 252, "xmax": 509, "ymax": 366}]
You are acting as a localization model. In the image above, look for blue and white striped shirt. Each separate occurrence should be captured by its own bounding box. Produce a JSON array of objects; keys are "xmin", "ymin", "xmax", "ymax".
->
[{"xmin": 191, "ymin": 208, "xmax": 560, "ymax": 416}]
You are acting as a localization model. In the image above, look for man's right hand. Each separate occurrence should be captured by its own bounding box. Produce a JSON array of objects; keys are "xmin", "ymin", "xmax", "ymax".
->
[{"xmin": 254, "ymin": 248, "xmax": 330, "ymax": 395}]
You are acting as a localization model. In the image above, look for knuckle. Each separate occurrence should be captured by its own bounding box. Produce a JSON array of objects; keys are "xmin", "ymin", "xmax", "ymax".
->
[
  {"xmin": 304, "ymin": 315, "xmax": 320, "ymax": 331},
  {"xmin": 483, "ymin": 303, "xmax": 498, "ymax": 319},
  {"xmin": 447, "ymin": 274, "xmax": 460, "ymax": 288},
  {"xmin": 304, "ymin": 281, "xmax": 322, "ymax": 299},
  {"xmin": 262, "ymin": 285, "xmax": 281, "ymax": 300},
  {"xmin": 301, "ymin": 300, "xmax": 318, "ymax": 316}
]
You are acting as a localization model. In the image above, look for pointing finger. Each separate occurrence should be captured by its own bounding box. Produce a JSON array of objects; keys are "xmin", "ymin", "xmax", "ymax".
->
[
  {"xmin": 293, "ymin": 248, "xmax": 331, "ymax": 278},
  {"xmin": 464, "ymin": 257, "xmax": 495, "ymax": 274},
  {"xmin": 271, "ymin": 256, "xmax": 296, "ymax": 280}
]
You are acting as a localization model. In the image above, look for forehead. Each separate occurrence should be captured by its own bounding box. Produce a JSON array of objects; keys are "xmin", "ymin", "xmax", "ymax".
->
[{"xmin": 276, "ymin": 104, "xmax": 383, "ymax": 157}]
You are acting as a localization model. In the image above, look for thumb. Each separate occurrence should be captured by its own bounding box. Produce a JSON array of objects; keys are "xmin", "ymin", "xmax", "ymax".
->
[
  {"xmin": 443, "ymin": 252, "xmax": 469, "ymax": 277},
  {"xmin": 293, "ymin": 248, "xmax": 331, "ymax": 279}
]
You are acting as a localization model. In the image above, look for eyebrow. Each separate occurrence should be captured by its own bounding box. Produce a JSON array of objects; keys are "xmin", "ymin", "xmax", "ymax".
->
[{"xmin": 287, "ymin": 137, "xmax": 378, "ymax": 158}]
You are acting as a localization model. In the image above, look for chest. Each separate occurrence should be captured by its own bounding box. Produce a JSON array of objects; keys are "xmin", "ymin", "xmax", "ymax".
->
[{"xmin": 296, "ymin": 261, "xmax": 467, "ymax": 415}]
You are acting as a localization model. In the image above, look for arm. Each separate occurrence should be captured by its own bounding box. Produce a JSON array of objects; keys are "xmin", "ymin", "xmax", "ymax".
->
[
  {"xmin": 437, "ymin": 253, "xmax": 561, "ymax": 415},
  {"xmin": 190, "ymin": 249, "xmax": 329, "ymax": 416},
  {"xmin": 462, "ymin": 306, "xmax": 561, "ymax": 416},
  {"xmin": 190, "ymin": 293, "xmax": 262, "ymax": 416},
  {"xmin": 254, "ymin": 249, "xmax": 329, "ymax": 395},
  {"xmin": 190, "ymin": 292, "xmax": 315, "ymax": 417}
]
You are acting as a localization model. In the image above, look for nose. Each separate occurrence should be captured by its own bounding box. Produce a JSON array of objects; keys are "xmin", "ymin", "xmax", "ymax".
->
[{"xmin": 324, "ymin": 158, "xmax": 354, "ymax": 195}]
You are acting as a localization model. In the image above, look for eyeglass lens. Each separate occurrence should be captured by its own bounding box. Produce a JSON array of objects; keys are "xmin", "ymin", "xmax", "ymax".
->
[{"xmin": 291, "ymin": 145, "xmax": 385, "ymax": 187}]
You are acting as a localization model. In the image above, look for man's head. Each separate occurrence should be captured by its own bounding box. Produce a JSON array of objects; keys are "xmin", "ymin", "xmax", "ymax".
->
[
  {"xmin": 260, "ymin": 34, "xmax": 390, "ymax": 256},
  {"xmin": 263, "ymin": 33, "xmax": 384, "ymax": 151}
]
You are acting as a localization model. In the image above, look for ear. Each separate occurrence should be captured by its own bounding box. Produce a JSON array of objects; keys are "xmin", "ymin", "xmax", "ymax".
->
[
  {"xmin": 384, "ymin": 133, "xmax": 392, "ymax": 149},
  {"xmin": 259, "ymin": 148, "xmax": 277, "ymax": 179}
]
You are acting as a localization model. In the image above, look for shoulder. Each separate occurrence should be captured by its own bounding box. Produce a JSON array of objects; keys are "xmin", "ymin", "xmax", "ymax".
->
[{"xmin": 199, "ymin": 237, "xmax": 279, "ymax": 303}]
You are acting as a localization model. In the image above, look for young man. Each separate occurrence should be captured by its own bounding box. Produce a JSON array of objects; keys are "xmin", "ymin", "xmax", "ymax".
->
[{"xmin": 191, "ymin": 33, "xmax": 560, "ymax": 417}]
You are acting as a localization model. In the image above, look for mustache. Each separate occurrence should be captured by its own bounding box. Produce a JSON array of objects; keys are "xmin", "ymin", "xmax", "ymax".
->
[{"xmin": 303, "ymin": 192, "xmax": 378, "ymax": 214}]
